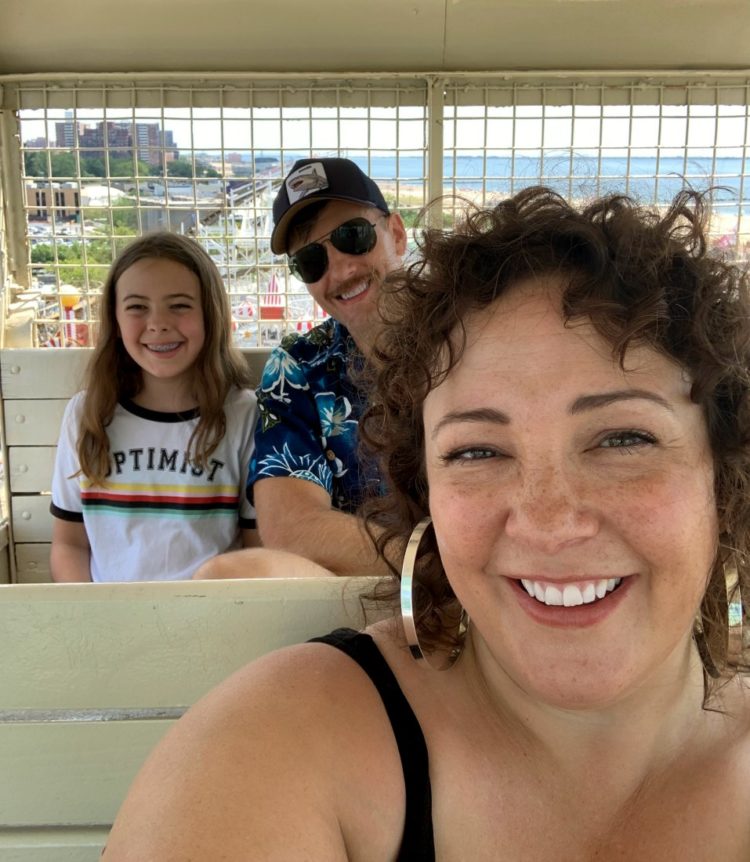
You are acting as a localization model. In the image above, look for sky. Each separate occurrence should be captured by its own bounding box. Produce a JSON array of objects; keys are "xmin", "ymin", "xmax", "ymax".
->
[{"xmin": 18, "ymin": 104, "xmax": 750, "ymax": 158}]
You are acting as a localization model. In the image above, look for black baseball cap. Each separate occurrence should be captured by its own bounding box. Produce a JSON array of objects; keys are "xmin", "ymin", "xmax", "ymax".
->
[{"xmin": 271, "ymin": 157, "xmax": 390, "ymax": 254}]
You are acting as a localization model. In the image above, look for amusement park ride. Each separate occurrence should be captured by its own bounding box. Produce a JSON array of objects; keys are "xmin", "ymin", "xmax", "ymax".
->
[{"xmin": 1, "ymin": 0, "xmax": 749, "ymax": 857}]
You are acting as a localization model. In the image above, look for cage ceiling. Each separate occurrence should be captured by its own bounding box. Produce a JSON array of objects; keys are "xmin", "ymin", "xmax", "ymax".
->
[{"xmin": 0, "ymin": 0, "xmax": 749, "ymax": 76}]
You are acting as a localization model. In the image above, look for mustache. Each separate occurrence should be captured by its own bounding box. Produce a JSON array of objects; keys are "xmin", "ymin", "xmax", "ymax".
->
[{"xmin": 332, "ymin": 267, "xmax": 379, "ymax": 297}]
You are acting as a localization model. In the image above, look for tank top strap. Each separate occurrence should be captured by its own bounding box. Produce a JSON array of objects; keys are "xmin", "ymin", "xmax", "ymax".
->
[{"xmin": 309, "ymin": 627, "xmax": 435, "ymax": 861}]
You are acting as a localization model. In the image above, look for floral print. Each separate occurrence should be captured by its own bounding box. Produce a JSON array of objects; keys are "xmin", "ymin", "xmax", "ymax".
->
[
  {"xmin": 255, "ymin": 443, "xmax": 334, "ymax": 495},
  {"xmin": 260, "ymin": 349, "xmax": 309, "ymax": 406},
  {"xmin": 247, "ymin": 319, "xmax": 379, "ymax": 512},
  {"xmin": 316, "ymin": 392, "xmax": 358, "ymax": 441}
]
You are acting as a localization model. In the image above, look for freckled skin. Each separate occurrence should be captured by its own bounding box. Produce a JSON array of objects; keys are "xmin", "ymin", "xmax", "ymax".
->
[{"xmin": 423, "ymin": 279, "xmax": 718, "ymax": 709}]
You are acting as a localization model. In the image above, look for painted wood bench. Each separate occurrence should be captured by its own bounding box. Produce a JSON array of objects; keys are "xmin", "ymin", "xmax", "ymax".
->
[
  {"xmin": 0, "ymin": 577, "xmax": 380, "ymax": 860},
  {"xmin": 1, "ymin": 347, "xmax": 271, "ymax": 584}
]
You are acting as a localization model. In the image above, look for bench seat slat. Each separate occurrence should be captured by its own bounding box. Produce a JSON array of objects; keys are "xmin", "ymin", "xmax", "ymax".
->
[
  {"xmin": 0, "ymin": 347, "xmax": 271, "ymax": 400},
  {"xmin": 1, "ymin": 349, "xmax": 89, "ymax": 400},
  {"xmin": 0, "ymin": 720, "xmax": 170, "ymax": 827},
  {"xmin": 14, "ymin": 544, "xmax": 51, "ymax": 583},
  {"xmin": 5, "ymin": 400, "xmax": 68, "ymax": 447},
  {"xmin": 10, "ymin": 497, "xmax": 52, "ymax": 543},
  {"xmin": 9, "ymin": 447, "xmax": 56, "ymax": 493},
  {"xmin": 0, "ymin": 579, "xmax": 380, "ymax": 854},
  {"xmin": 0, "ymin": 827, "xmax": 107, "ymax": 862},
  {"xmin": 0, "ymin": 579, "xmax": 377, "ymax": 709}
]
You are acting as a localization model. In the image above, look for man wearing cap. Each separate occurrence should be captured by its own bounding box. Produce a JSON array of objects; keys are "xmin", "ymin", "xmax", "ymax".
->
[{"xmin": 196, "ymin": 158, "xmax": 407, "ymax": 579}]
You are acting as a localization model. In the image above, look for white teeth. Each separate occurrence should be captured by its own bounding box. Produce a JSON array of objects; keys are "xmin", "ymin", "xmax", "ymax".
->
[
  {"xmin": 582, "ymin": 583, "xmax": 596, "ymax": 604},
  {"xmin": 339, "ymin": 282, "xmax": 368, "ymax": 301},
  {"xmin": 562, "ymin": 584, "xmax": 583, "ymax": 607},
  {"xmin": 520, "ymin": 577, "xmax": 622, "ymax": 607},
  {"xmin": 147, "ymin": 342, "xmax": 180, "ymax": 353}
]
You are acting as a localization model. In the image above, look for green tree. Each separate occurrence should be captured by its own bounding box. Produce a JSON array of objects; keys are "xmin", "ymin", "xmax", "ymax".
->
[
  {"xmin": 31, "ymin": 243, "xmax": 87, "ymax": 264},
  {"xmin": 109, "ymin": 156, "xmax": 152, "ymax": 178},
  {"xmin": 80, "ymin": 156, "xmax": 106, "ymax": 177},
  {"xmin": 26, "ymin": 150, "xmax": 157, "ymax": 180},
  {"xmin": 30, "ymin": 243, "xmax": 55, "ymax": 263},
  {"xmin": 77, "ymin": 155, "xmax": 152, "ymax": 178},
  {"xmin": 23, "ymin": 150, "xmax": 76, "ymax": 178},
  {"xmin": 24, "ymin": 151, "xmax": 48, "ymax": 177},
  {"xmin": 167, "ymin": 158, "xmax": 221, "ymax": 179},
  {"xmin": 50, "ymin": 152, "xmax": 77, "ymax": 178},
  {"xmin": 31, "ymin": 237, "xmax": 118, "ymax": 289},
  {"xmin": 167, "ymin": 158, "xmax": 194, "ymax": 178}
]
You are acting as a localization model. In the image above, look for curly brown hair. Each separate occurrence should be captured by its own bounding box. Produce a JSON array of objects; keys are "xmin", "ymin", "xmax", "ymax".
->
[{"xmin": 361, "ymin": 186, "xmax": 750, "ymax": 689}]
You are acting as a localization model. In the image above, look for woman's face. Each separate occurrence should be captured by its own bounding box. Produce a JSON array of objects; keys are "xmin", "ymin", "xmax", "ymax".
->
[{"xmin": 422, "ymin": 278, "xmax": 718, "ymax": 709}]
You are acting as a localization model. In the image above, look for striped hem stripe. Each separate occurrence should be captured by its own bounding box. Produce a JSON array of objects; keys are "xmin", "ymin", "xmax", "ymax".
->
[
  {"xmin": 82, "ymin": 492, "xmax": 238, "ymax": 506},
  {"xmin": 82, "ymin": 505, "xmax": 236, "ymax": 518},
  {"xmin": 81, "ymin": 483, "xmax": 239, "ymax": 496}
]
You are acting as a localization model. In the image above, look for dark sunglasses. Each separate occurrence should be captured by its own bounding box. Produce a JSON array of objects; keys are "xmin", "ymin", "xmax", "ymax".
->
[{"xmin": 287, "ymin": 216, "xmax": 381, "ymax": 284}]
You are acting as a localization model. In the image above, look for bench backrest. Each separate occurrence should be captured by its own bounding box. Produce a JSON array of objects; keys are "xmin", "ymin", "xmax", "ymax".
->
[
  {"xmin": 1, "ymin": 347, "xmax": 270, "ymax": 583},
  {"xmin": 0, "ymin": 577, "xmax": 380, "ymax": 860}
]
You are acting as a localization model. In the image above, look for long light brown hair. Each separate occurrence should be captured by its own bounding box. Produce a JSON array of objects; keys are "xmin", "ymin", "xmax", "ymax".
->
[{"xmin": 77, "ymin": 231, "xmax": 250, "ymax": 484}]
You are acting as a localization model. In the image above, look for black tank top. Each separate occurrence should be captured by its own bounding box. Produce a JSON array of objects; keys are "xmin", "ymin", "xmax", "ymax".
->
[{"xmin": 309, "ymin": 628, "xmax": 435, "ymax": 861}]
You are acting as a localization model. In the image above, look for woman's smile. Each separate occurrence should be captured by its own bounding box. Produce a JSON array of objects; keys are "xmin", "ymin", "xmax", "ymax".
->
[
  {"xmin": 508, "ymin": 573, "xmax": 633, "ymax": 629},
  {"xmin": 424, "ymin": 278, "xmax": 717, "ymax": 707},
  {"xmin": 518, "ymin": 575, "xmax": 623, "ymax": 607}
]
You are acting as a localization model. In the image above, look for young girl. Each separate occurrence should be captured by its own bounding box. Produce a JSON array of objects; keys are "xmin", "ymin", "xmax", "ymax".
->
[{"xmin": 50, "ymin": 232, "xmax": 258, "ymax": 582}]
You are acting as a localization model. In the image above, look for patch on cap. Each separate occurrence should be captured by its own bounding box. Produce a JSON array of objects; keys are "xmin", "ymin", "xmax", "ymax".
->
[
  {"xmin": 271, "ymin": 156, "xmax": 390, "ymax": 254},
  {"xmin": 285, "ymin": 162, "xmax": 329, "ymax": 205}
]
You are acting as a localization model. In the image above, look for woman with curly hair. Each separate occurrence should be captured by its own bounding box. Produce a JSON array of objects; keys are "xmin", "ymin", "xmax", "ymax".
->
[{"xmin": 104, "ymin": 188, "xmax": 750, "ymax": 859}]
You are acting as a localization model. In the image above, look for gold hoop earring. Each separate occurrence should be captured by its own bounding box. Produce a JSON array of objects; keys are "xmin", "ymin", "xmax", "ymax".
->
[
  {"xmin": 725, "ymin": 564, "xmax": 744, "ymax": 669},
  {"xmin": 694, "ymin": 617, "xmax": 720, "ymax": 679},
  {"xmin": 695, "ymin": 562, "xmax": 744, "ymax": 678},
  {"xmin": 400, "ymin": 517, "xmax": 468, "ymax": 670}
]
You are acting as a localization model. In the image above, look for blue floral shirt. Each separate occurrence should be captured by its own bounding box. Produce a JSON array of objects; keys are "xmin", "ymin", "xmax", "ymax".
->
[{"xmin": 247, "ymin": 319, "xmax": 379, "ymax": 513}]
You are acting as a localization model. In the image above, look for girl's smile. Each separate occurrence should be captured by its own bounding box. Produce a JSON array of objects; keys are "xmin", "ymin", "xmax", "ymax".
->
[{"xmin": 115, "ymin": 257, "xmax": 205, "ymax": 410}]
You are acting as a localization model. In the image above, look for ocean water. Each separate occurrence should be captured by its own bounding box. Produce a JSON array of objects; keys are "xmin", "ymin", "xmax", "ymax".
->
[{"xmin": 344, "ymin": 154, "xmax": 750, "ymax": 209}]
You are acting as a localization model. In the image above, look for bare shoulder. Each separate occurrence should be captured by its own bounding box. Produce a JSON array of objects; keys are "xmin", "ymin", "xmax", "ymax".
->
[{"xmin": 103, "ymin": 638, "xmax": 406, "ymax": 861}]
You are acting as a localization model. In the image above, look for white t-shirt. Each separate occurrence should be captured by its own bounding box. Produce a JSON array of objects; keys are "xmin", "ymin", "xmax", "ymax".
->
[{"xmin": 51, "ymin": 388, "xmax": 258, "ymax": 582}]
